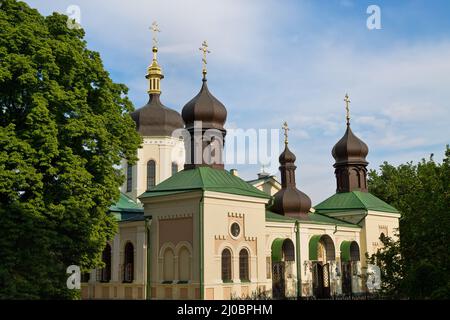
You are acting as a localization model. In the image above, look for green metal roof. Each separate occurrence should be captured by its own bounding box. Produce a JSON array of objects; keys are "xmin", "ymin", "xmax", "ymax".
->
[
  {"xmin": 265, "ymin": 210, "xmax": 297, "ymax": 223},
  {"xmin": 314, "ymin": 191, "xmax": 399, "ymax": 214},
  {"xmin": 139, "ymin": 167, "xmax": 271, "ymax": 200},
  {"xmin": 109, "ymin": 193, "xmax": 143, "ymax": 212},
  {"xmin": 111, "ymin": 211, "xmax": 145, "ymax": 222},
  {"xmin": 265, "ymin": 210, "xmax": 359, "ymax": 228},
  {"xmin": 302, "ymin": 212, "xmax": 360, "ymax": 227},
  {"xmin": 247, "ymin": 175, "xmax": 277, "ymax": 185},
  {"xmin": 109, "ymin": 193, "xmax": 144, "ymax": 222}
]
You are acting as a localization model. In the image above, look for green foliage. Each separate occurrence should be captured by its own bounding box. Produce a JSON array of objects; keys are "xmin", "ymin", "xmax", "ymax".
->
[
  {"xmin": 366, "ymin": 233, "xmax": 404, "ymax": 297},
  {"xmin": 368, "ymin": 145, "xmax": 450, "ymax": 299},
  {"xmin": 0, "ymin": 0, "xmax": 141, "ymax": 299}
]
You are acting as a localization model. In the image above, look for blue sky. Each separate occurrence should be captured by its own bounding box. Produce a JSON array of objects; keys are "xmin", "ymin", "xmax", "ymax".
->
[{"xmin": 24, "ymin": 0, "xmax": 450, "ymax": 204}]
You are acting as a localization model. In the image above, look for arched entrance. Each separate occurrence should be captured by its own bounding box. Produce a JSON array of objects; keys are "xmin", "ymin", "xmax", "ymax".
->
[
  {"xmin": 340, "ymin": 241, "xmax": 360, "ymax": 296},
  {"xmin": 309, "ymin": 235, "xmax": 335, "ymax": 298},
  {"xmin": 271, "ymin": 238, "xmax": 295, "ymax": 299}
]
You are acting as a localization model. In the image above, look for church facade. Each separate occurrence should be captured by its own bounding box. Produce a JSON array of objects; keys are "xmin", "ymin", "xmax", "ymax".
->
[{"xmin": 80, "ymin": 36, "xmax": 400, "ymax": 300}]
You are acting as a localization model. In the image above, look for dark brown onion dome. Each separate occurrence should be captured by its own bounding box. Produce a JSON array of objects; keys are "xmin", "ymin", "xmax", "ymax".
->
[
  {"xmin": 332, "ymin": 125, "xmax": 368, "ymax": 165},
  {"xmin": 131, "ymin": 94, "xmax": 184, "ymax": 136},
  {"xmin": 182, "ymin": 78, "xmax": 227, "ymax": 130},
  {"xmin": 272, "ymin": 187, "xmax": 312, "ymax": 218},
  {"xmin": 279, "ymin": 144, "xmax": 296, "ymax": 164},
  {"xmin": 271, "ymin": 129, "xmax": 312, "ymax": 218},
  {"xmin": 331, "ymin": 96, "xmax": 370, "ymax": 193}
]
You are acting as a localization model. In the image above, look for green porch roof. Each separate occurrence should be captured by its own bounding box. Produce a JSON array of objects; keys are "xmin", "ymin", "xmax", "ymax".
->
[
  {"xmin": 314, "ymin": 191, "xmax": 399, "ymax": 214},
  {"xmin": 110, "ymin": 193, "xmax": 143, "ymax": 212},
  {"xmin": 109, "ymin": 193, "xmax": 144, "ymax": 222},
  {"xmin": 139, "ymin": 167, "xmax": 271, "ymax": 200},
  {"xmin": 265, "ymin": 210, "xmax": 359, "ymax": 228}
]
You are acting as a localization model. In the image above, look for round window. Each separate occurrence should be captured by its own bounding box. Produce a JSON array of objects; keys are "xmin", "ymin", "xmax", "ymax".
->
[{"xmin": 230, "ymin": 222, "xmax": 241, "ymax": 238}]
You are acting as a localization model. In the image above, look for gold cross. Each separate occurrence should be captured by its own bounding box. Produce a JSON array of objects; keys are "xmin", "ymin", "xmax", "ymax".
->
[
  {"xmin": 199, "ymin": 40, "xmax": 210, "ymax": 78},
  {"xmin": 344, "ymin": 93, "xmax": 351, "ymax": 125},
  {"xmin": 282, "ymin": 121, "xmax": 289, "ymax": 145},
  {"xmin": 150, "ymin": 21, "xmax": 160, "ymax": 47}
]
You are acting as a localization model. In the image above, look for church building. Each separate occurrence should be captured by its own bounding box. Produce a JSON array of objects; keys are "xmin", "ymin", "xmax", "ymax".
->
[{"xmin": 80, "ymin": 27, "xmax": 400, "ymax": 300}]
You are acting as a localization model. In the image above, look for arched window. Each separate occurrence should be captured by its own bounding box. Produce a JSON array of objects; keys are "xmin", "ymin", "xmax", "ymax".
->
[
  {"xmin": 221, "ymin": 249, "xmax": 232, "ymax": 282},
  {"xmin": 282, "ymin": 239, "xmax": 295, "ymax": 261},
  {"xmin": 178, "ymin": 247, "xmax": 191, "ymax": 282},
  {"xmin": 318, "ymin": 235, "xmax": 336, "ymax": 262},
  {"xmin": 171, "ymin": 162, "xmax": 178, "ymax": 176},
  {"xmin": 126, "ymin": 164, "xmax": 132, "ymax": 192},
  {"xmin": 163, "ymin": 248, "xmax": 175, "ymax": 282},
  {"xmin": 239, "ymin": 249, "xmax": 249, "ymax": 281},
  {"xmin": 123, "ymin": 242, "xmax": 134, "ymax": 283},
  {"xmin": 350, "ymin": 241, "xmax": 360, "ymax": 261},
  {"xmin": 81, "ymin": 272, "xmax": 90, "ymax": 283},
  {"xmin": 147, "ymin": 160, "xmax": 156, "ymax": 189},
  {"xmin": 100, "ymin": 244, "xmax": 111, "ymax": 282}
]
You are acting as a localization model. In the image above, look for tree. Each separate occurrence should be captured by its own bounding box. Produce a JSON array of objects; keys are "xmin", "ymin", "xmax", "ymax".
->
[
  {"xmin": 368, "ymin": 145, "xmax": 450, "ymax": 299},
  {"xmin": 0, "ymin": 0, "xmax": 141, "ymax": 299},
  {"xmin": 366, "ymin": 233, "xmax": 404, "ymax": 297}
]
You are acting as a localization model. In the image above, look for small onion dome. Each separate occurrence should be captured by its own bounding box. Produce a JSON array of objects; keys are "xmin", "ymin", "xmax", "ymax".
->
[
  {"xmin": 332, "ymin": 125, "xmax": 369, "ymax": 165},
  {"xmin": 279, "ymin": 144, "xmax": 296, "ymax": 164},
  {"xmin": 131, "ymin": 94, "xmax": 184, "ymax": 137},
  {"xmin": 271, "ymin": 133, "xmax": 312, "ymax": 216},
  {"xmin": 271, "ymin": 187, "xmax": 312, "ymax": 216},
  {"xmin": 182, "ymin": 79, "xmax": 227, "ymax": 130}
]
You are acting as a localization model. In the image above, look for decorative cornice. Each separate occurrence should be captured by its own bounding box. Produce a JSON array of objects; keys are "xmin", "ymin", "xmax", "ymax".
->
[
  {"xmin": 227, "ymin": 212, "xmax": 244, "ymax": 218},
  {"xmin": 142, "ymin": 137, "xmax": 183, "ymax": 146},
  {"xmin": 158, "ymin": 212, "xmax": 193, "ymax": 220}
]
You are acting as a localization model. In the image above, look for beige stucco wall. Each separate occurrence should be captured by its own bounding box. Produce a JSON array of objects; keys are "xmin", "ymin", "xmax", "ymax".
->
[
  {"xmin": 121, "ymin": 136, "xmax": 185, "ymax": 201},
  {"xmin": 142, "ymin": 191, "xmax": 202, "ymax": 300},
  {"xmin": 361, "ymin": 210, "xmax": 400, "ymax": 265},
  {"xmin": 202, "ymin": 191, "xmax": 270, "ymax": 300},
  {"xmin": 81, "ymin": 220, "xmax": 147, "ymax": 300}
]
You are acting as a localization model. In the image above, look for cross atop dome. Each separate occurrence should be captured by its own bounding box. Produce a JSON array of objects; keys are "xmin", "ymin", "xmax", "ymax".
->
[
  {"xmin": 199, "ymin": 40, "xmax": 211, "ymax": 79},
  {"xmin": 150, "ymin": 21, "xmax": 160, "ymax": 48},
  {"xmin": 344, "ymin": 93, "xmax": 351, "ymax": 126},
  {"xmin": 146, "ymin": 21, "xmax": 164, "ymax": 95},
  {"xmin": 282, "ymin": 121, "xmax": 289, "ymax": 145}
]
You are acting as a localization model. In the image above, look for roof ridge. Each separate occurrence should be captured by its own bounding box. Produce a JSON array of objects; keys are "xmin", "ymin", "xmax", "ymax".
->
[
  {"xmin": 197, "ymin": 166, "xmax": 206, "ymax": 185},
  {"xmin": 351, "ymin": 191, "xmax": 367, "ymax": 209},
  {"xmin": 120, "ymin": 192, "xmax": 138, "ymax": 203},
  {"xmin": 314, "ymin": 211, "xmax": 357, "ymax": 226}
]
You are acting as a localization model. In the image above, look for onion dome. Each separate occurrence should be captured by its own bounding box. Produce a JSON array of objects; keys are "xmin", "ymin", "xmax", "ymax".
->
[
  {"xmin": 131, "ymin": 46, "xmax": 184, "ymax": 136},
  {"xmin": 181, "ymin": 78, "xmax": 227, "ymax": 130},
  {"xmin": 131, "ymin": 94, "xmax": 184, "ymax": 136},
  {"xmin": 271, "ymin": 122, "xmax": 311, "ymax": 218},
  {"xmin": 332, "ymin": 125, "xmax": 369, "ymax": 165},
  {"xmin": 182, "ymin": 41, "xmax": 227, "ymax": 170},
  {"xmin": 272, "ymin": 186, "xmax": 312, "ymax": 218},
  {"xmin": 332, "ymin": 94, "xmax": 369, "ymax": 193},
  {"xmin": 279, "ymin": 144, "xmax": 296, "ymax": 164}
]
